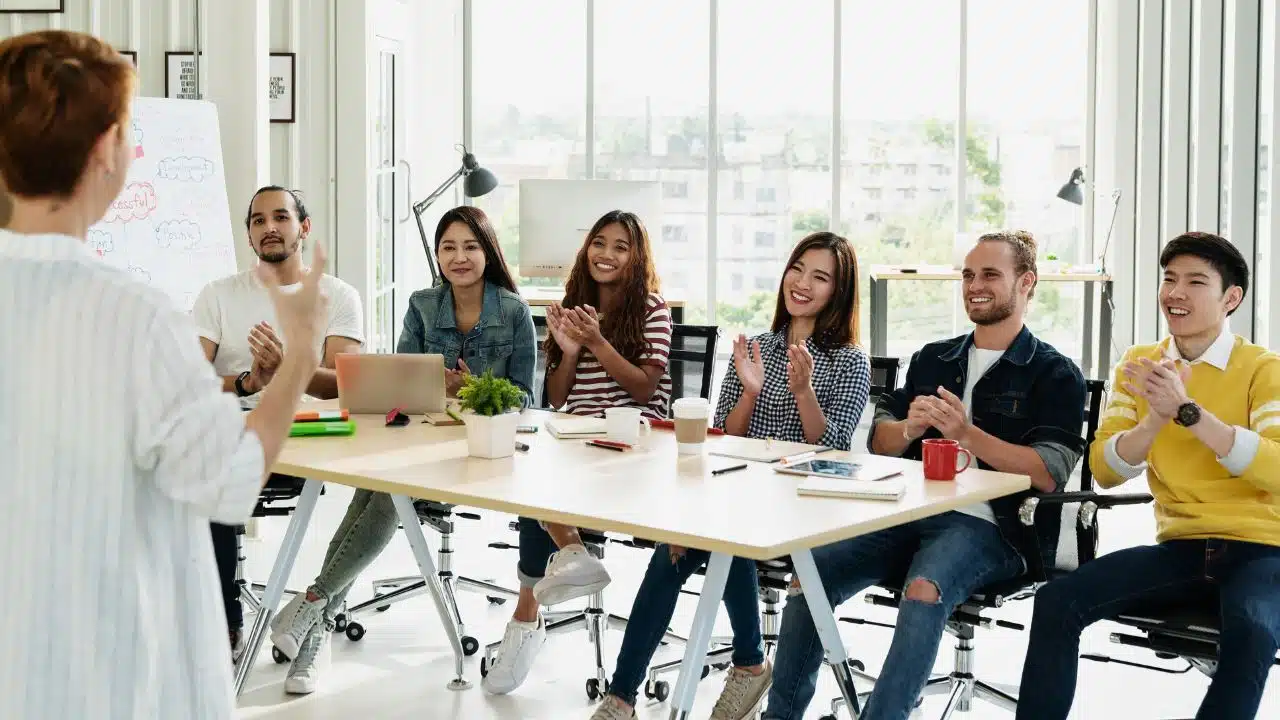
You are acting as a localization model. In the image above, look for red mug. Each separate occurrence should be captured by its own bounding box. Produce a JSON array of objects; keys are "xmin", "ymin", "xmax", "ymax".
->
[{"xmin": 922, "ymin": 438, "xmax": 972, "ymax": 481}]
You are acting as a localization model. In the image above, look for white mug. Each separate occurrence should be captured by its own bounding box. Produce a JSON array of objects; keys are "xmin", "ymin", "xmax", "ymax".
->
[{"xmin": 605, "ymin": 407, "xmax": 651, "ymax": 447}]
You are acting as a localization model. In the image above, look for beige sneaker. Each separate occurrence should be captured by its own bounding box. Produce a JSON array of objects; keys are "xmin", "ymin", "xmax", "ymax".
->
[
  {"xmin": 710, "ymin": 660, "xmax": 773, "ymax": 720},
  {"xmin": 588, "ymin": 695, "xmax": 636, "ymax": 719}
]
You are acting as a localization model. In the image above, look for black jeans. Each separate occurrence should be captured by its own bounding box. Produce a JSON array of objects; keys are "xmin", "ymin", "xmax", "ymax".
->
[
  {"xmin": 1017, "ymin": 539, "xmax": 1280, "ymax": 720},
  {"xmin": 210, "ymin": 522, "xmax": 243, "ymax": 631}
]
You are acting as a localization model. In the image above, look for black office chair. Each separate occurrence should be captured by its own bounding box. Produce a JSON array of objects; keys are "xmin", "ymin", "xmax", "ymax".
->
[
  {"xmin": 481, "ymin": 322, "xmax": 722, "ymax": 701},
  {"xmin": 640, "ymin": 354, "xmax": 905, "ymax": 703},
  {"xmin": 819, "ymin": 378, "xmax": 1154, "ymax": 719}
]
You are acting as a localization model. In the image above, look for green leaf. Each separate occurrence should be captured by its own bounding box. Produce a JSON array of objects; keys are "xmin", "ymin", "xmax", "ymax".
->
[{"xmin": 456, "ymin": 369, "xmax": 523, "ymax": 416}]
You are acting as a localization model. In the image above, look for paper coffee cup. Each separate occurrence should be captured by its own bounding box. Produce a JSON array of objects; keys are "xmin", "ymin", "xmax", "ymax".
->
[{"xmin": 672, "ymin": 397, "xmax": 711, "ymax": 454}]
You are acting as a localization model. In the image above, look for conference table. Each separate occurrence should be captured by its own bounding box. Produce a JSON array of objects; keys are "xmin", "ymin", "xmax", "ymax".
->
[{"xmin": 234, "ymin": 403, "xmax": 1029, "ymax": 718}]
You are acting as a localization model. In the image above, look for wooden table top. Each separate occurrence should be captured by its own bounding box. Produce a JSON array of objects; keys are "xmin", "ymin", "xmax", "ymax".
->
[
  {"xmin": 519, "ymin": 285, "xmax": 688, "ymax": 307},
  {"xmin": 869, "ymin": 264, "xmax": 1111, "ymax": 282},
  {"xmin": 275, "ymin": 403, "xmax": 1030, "ymax": 560}
]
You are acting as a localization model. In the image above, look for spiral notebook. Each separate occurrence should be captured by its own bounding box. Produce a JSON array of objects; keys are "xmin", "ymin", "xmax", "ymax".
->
[{"xmin": 794, "ymin": 475, "xmax": 905, "ymax": 501}]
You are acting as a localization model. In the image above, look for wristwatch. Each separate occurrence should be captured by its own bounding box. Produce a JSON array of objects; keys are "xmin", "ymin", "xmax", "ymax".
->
[
  {"xmin": 1173, "ymin": 401, "xmax": 1202, "ymax": 427},
  {"xmin": 234, "ymin": 370, "xmax": 253, "ymax": 397}
]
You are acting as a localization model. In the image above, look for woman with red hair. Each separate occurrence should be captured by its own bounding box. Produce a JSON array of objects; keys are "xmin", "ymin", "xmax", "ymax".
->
[{"xmin": 0, "ymin": 30, "xmax": 327, "ymax": 718}]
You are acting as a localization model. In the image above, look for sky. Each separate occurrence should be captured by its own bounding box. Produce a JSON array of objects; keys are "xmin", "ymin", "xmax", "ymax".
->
[{"xmin": 470, "ymin": 0, "xmax": 1089, "ymax": 125}]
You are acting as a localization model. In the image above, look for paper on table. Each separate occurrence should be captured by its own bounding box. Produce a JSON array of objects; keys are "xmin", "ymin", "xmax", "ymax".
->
[
  {"xmin": 545, "ymin": 416, "xmax": 607, "ymax": 439},
  {"xmin": 795, "ymin": 475, "xmax": 905, "ymax": 501},
  {"xmin": 709, "ymin": 437, "xmax": 827, "ymax": 463}
]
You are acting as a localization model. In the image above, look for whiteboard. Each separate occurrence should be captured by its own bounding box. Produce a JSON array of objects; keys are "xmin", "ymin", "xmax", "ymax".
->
[{"xmin": 88, "ymin": 97, "xmax": 237, "ymax": 312}]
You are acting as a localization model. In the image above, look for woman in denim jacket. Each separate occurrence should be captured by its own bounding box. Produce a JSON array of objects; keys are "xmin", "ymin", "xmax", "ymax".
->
[{"xmin": 266, "ymin": 206, "xmax": 537, "ymax": 695}]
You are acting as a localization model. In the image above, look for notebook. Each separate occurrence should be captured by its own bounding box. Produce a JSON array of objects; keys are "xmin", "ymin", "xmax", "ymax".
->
[
  {"xmin": 545, "ymin": 416, "xmax": 607, "ymax": 439},
  {"xmin": 794, "ymin": 475, "xmax": 906, "ymax": 501},
  {"xmin": 709, "ymin": 437, "xmax": 829, "ymax": 463}
]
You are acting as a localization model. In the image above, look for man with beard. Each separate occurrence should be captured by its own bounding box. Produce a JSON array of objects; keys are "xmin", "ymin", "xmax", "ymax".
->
[
  {"xmin": 192, "ymin": 185, "xmax": 364, "ymax": 659},
  {"xmin": 762, "ymin": 231, "xmax": 1087, "ymax": 720}
]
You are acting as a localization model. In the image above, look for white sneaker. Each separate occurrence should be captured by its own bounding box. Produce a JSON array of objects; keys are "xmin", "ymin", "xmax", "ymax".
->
[
  {"xmin": 532, "ymin": 544, "xmax": 611, "ymax": 606},
  {"xmin": 284, "ymin": 626, "xmax": 329, "ymax": 695},
  {"xmin": 270, "ymin": 592, "xmax": 327, "ymax": 660},
  {"xmin": 710, "ymin": 661, "xmax": 773, "ymax": 720},
  {"xmin": 589, "ymin": 696, "xmax": 636, "ymax": 719},
  {"xmin": 481, "ymin": 615, "xmax": 547, "ymax": 695}
]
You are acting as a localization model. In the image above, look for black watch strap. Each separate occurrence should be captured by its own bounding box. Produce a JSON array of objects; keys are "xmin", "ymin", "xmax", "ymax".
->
[{"xmin": 234, "ymin": 371, "xmax": 252, "ymax": 397}]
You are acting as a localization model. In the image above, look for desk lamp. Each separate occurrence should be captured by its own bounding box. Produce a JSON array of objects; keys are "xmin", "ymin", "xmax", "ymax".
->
[{"xmin": 413, "ymin": 147, "xmax": 499, "ymax": 285}]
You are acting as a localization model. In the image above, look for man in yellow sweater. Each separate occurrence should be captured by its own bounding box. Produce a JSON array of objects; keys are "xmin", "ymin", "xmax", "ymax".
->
[{"xmin": 1015, "ymin": 231, "xmax": 1280, "ymax": 720}]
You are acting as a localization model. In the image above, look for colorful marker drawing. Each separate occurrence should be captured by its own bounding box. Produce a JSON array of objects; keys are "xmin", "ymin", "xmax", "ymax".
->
[
  {"xmin": 86, "ymin": 229, "xmax": 114, "ymax": 256},
  {"xmin": 104, "ymin": 182, "xmax": 158, "ymax": 224},
  {"xmin": 157, "ymin": 156, "xmax": 214, "ymax": 182},
  {"xmin": 155, "ymin": 219, "xmax": 202, "ymax": 250}
]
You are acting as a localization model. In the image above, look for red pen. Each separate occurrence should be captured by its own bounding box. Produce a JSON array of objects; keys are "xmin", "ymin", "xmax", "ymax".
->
[{"xmin": 585, "ymin": 439, "xmax": 629, "ymax": 452}]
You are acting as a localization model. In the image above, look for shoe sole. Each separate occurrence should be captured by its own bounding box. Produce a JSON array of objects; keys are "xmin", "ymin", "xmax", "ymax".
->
[
  {"xmin": 533, "ymin": 576, "xmax": 611, "ymax": 607},
  {"xmin": 284, "ymin": 680, "xmax": 316, "ymax": 695},
  {"xmin": 270, "ymin": 630, "xmax": 303, "ymax": 660}
]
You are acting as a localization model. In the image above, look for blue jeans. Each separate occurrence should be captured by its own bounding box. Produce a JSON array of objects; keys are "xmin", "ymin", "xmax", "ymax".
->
[
  {"xmin": 1016, "ymin": 538, "xmax": 1280, "ymax": 720},
  {"xmin": 606, "ymin": 546, "xmax": 765, "ymax": 707},
  {"xmin": 764, "ymin": 511, "xmax": 1023, "ymax": 720}
]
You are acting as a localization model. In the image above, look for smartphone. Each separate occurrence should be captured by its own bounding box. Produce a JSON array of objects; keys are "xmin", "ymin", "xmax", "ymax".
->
[{"xmin": 517, "ymin": 425, "xmax": 539, "ymax": 434}]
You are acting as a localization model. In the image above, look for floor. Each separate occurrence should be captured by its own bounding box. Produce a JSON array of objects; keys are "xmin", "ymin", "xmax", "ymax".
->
[{"xmin": 234, "ymin": 470, "xmax": 1280, "ymax": 719}]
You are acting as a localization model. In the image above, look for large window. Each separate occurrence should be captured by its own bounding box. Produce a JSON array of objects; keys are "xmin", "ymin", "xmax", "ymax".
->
[
  {"xmin": 470, "ymin": 0, "xmax": 587, "ymax": 286},
  {"xmin": 468, "ymin": 0, "xmax": 1093, "ymax": 364}
]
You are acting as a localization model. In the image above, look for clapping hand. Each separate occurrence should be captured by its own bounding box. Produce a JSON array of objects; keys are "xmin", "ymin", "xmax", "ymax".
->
[
  {"xmin": 903, "ymin": 396, "xmax": 933, "ymax": 441},
  {"xmin": 732, "ymin": 334, "xmax": 765, "ymax": 397},
  {"xmin": 919, "ymin": 387, "xmax": 971, "ymax": 442},
  {"xmin": 545, "ymin": 304, "xmax": 582, "ymax": 355},
  {"xmin": 563, "ymin": 305, "xmax": 604, "ymax": 351},
  {"xmin": 445, "ymin": 358, "xmax": 472, "ymax": 398},
  {"xmin": 786, "ymin": 344, "xmax": 815, "ymax": 396},
  {"xmin": 247, "ymin": 321, "xmax": 283, "ymax": 387},
  {"xmin": 257, "ymin": 243, "xmax": 328, "ymax": 365},
  {"xmin": 1122, "ymin": 358, "xmax": 1191, "ymax": 420}
]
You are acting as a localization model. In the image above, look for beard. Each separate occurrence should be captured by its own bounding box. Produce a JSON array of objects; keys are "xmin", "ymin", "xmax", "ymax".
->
[
  {"xmin": 967, "ymin": 295, "xmax": 1016, "ymax": 326},
  {"xmin": 255, "ymin": 235, "xmax": 299, "ymax": 264}
]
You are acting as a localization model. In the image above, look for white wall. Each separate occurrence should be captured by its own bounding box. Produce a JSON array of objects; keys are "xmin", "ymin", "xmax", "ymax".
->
[{"xmin": 0, "ymin": 0, "xmax": 465, "ymax": 299}]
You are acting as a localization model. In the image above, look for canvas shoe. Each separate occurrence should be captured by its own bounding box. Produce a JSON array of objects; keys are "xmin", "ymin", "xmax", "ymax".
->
[
  {"xmin": 481, "ymin": 614, "xmax": 546, "ymax": 695},
  {"xmin": 269, "ymin": 591, "xmax": 327, "ymax": 660},
  {"xmin": 710, "ymin": 660, "xmax": 773, "ymax": 720},
  {"xmin": 532, "ymin": 544, "xmax": 611, "ymax": 606},
  {"xmin": 284, "ymin": 625, "xmax": 330, "ymax": 695}
]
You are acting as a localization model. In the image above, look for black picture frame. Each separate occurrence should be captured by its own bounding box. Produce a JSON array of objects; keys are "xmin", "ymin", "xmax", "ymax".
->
[
  {"xmin": 269, "ymin": 52, "xmax": 297, "ymax": 124},
  {"xmin": 118, "ymin": 50, "xmax": 138, "ymax": 68},
  {"xmin": 0, "ymin": 0, "xmax": 65, "ymax": 13},
  {"xmin": 164, "ymin": 51, "xmax": 202, "ymax": 100}
]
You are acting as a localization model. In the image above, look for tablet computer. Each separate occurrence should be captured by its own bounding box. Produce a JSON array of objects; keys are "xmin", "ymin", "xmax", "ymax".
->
[{"xmin": 774, "ymin": 458, "xmax": 901, "ymax": 482}]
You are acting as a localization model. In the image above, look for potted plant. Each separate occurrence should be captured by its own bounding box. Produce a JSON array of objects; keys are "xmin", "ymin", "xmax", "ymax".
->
[{"xmin": 457, "ymin": 370, "xmax": 525, "ymax": 459}]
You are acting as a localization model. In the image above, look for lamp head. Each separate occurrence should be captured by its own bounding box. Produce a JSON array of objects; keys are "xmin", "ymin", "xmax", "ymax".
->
[
  {"xmin": 463, "ymin": 165, "xmax": 498, "ymax": 198},
  {"xmin": 1056, "ymin": 167, "xmax": 1085, "ymax": 206}
]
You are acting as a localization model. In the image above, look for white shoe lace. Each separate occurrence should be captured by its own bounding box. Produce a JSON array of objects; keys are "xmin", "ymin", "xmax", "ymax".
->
[
  {"xmin": 546, "ymin": 547, "xmax": 585, "ymax": 575},
  {"xmin": 711, "ymin": 667, "xmax": 756, "ymax": 717},
  {"xmin": 290, "ymin": 629, "xmax": 326, "ymax": 678}
]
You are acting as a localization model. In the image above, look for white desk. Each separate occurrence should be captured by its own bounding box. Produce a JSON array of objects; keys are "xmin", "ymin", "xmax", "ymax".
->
[
  {"xmin": 868, "ymin": 265, "xmax": 1114, "ymax": 380},
  {"xmin": 235, "ymin": 404, "xmax": 1029, "ymax": 717}
]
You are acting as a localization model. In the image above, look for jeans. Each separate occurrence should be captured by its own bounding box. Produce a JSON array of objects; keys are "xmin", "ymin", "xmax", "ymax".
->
[
  {"xmin": 1016, "ymin": 539, "xmax": 1280, "ymax": 720},
  {"xmin": 764, "ymin": 511, "xmax": 1023, "ymax": 720},
  {"xmin": 210, "ymin": 522, "xmax": 243, "ymax": 630},
  {"xmin": 606, "ymin": 546, "xmax": 765, "ymax": 707},
  {"xmin": 309, "ymin": 489, "xmax": 401, "ymax": 629},
  {"xmin": 517, "ymin": 517, "xmax": 558, "ymax": 589}
]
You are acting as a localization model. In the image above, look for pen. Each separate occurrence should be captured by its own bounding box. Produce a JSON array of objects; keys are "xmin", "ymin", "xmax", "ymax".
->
[
  {"xmin": 514, "ymin": 441, "xmax": 530, "ymax": 452},
  {"xmin": 711, "ymin": 463, "xmax": 748, "ymax": 476},
  {"xmin": 585, "ymin": 440, "xmax": 627, "ymax": 452}
]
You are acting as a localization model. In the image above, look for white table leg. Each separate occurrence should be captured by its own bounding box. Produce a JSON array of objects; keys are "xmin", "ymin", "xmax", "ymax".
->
[
  {"xmin": 233, "ymin": 478, "xmax": 323, "ymax": 695},
  {"xmin": 390, "ymin": 494, "xmax": 471, "ymax": 690},
  {"xmin": 668, "ymin": 551, "xmax": 732, "ymax": 719},
  {"xmin": 790, "ymin": 548, "xmax": 861, "ymax": 718}
]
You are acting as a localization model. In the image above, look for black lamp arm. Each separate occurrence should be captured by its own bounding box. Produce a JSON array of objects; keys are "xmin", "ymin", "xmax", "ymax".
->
[{"xmin": 413, "ymin": 164, "xmax": 466, "ymax": 217}]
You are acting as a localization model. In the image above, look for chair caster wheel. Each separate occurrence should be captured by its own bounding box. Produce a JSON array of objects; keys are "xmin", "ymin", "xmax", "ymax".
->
[
  {"xmin": 644, "ymin": 680, "xmax": 670, "ymax": 702},
  {"xmin": 700, "ymin": 665, "xmax": 711, "ymax": 679},
  {"xmin": 712, "ymin": 662, "xmax": 729, "ymax": 672},
  {"xmin": 480, "ymin": 657, "xmax": 489, "ymax": 678},
  {"xmin": 461, "ymin": 636, "xmax": 480, "ymax": 656},
  {"xmin": 333, "ymin": 615, "xmax": 348, "ymax": 632},
  {"xmin": 345, "ymin": 622, "xmax": 366, "ymax": 641},
  {"xmin": 271, "ymin": 646, "xmax": 289, "ymax": 664},
  {"xmin": 851, "ymin": 658, "xmax": 865, "ymax": 671},
  {"xmin": 585, "ymin": 677, "xmax": 609, "ymax": 700},
  {"xmin": 486, "ymin": 595, "xmax": 507, "ymax": 605},
  {"xmin": 820, "ymin": 715, "xmax": 838, "ymax": 720},
  {"xmin": 374, "ymin": 593, "xmax": 389, "ymax": 612}
]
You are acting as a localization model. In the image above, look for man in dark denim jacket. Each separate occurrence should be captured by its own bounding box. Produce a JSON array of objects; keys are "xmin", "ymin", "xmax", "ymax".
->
[{"xmin": 764, "ymin": 231, "xmax": 1086, "ymax": 720}]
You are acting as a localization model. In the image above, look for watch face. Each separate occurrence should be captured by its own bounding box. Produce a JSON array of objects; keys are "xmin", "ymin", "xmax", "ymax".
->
[{"xmin": 1176, "ymin": 402, "xmax": 1201, "ymax": 426}]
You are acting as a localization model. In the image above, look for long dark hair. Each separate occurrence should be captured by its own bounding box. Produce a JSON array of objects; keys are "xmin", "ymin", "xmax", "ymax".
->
[
  {"xmin": 771, "ymin": 231, "xmax": 860, "ymax": 350},
  {"xmin": 546, "ymin": 209, "xmax": 660, "ymax": 368},
  {"xmin": 434, "ymin": 205, "xmax": 517, "ymax": 293}
]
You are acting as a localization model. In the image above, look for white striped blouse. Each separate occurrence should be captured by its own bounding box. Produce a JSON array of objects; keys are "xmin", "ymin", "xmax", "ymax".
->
[
  {"xmin": 559, "ymin": 292, "xmax": 673, "ymax": 420},
  {"xmin": 0, "ymin": 231, "xmax": 265, "ymax": 719}
]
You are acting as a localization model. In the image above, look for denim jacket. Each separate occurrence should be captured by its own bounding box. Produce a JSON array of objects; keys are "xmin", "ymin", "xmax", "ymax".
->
[
  {"xmin": 870, "ymin": 326, "xmax": 1087, "ymax": 572},
  {"xmin": 397, "ymin": 280, "xmax": 538, "ymax": 408}
]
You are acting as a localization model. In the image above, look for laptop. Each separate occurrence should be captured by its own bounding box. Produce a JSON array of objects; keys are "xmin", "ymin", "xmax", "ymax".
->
[{"xmin": 335, "ymin": 353, "xmax": 446, "ymax": 415}]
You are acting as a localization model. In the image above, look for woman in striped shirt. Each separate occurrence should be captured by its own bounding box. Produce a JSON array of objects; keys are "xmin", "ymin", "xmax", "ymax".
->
[
  {"xmin": 589, "ymin": 231, "xmax": 872, "ymax": 720},
  {"xmin": 483, "ymin": 210, "xmax": 674, "ymax": 695}
]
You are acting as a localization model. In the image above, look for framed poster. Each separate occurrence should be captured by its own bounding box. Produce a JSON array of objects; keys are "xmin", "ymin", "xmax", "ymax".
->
[
  {"xmin": 164, "ymin": 52, "xmax": 201, "ymax": 100},
  {"xmin": 0, "ymin": 1, "xmax": 65, "ymax": 12},
  {"xmin": 118, "ymin": 50, "xmax": 138, "ymax": 67},
  {"xmin": 269, "ymin": 52, "xmax": 296, "ymax": 124}
]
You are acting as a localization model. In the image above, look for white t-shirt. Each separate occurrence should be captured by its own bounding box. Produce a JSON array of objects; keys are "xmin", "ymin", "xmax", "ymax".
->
[
  {"xmin": 191, "ymin": 268, "xmax": 364, "ymax": 380},
  {"xmin": 955, "ymin": 345, "xmax": 1004, "ymax": 525}
]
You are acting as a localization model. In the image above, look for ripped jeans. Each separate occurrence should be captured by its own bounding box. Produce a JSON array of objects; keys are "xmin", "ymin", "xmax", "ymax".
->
[{"xmin": 763, "ymin": 510, "xmax": 1023, "ymax": 720}]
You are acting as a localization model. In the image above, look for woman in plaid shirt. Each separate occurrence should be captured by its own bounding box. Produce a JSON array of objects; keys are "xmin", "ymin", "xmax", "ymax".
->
[{"xmin": 589, "ymin": 232, "xmax": 871, "ymax": 720}]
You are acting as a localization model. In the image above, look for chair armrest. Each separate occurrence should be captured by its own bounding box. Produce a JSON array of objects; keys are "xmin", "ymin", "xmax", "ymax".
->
[{"xmin": 1019, "ymin": 491, "xmax": 1153, "ymax": 526}]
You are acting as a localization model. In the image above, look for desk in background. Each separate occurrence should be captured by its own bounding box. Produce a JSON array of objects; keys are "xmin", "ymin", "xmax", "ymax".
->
[
  {"xmin": 235, "ymin": 402, "xmax": 1029, "ymax": 718},
  {"xmin": 868, "ymin": 265, "xmax": 1114, "ymax": 381},
  {"xmin": 520, "ymin": 285, "xmax": 687, "ymax": 324}
]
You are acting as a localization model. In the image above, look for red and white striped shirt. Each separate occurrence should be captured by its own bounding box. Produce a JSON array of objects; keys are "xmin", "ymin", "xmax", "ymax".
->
[{"xmin": 561, "ymin": 293, "xmax": 673, "ymax": 420}]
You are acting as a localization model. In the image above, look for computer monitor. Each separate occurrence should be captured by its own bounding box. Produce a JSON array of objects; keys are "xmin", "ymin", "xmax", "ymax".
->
[{"xmin": 518, "ymin": 179, "xmax": 663, "ymax": 279}]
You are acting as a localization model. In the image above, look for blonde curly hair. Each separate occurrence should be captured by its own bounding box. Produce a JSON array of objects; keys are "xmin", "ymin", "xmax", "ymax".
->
[{"xmin": 977, "ymin": 230, "xmax": 1038, "ymax": 298}]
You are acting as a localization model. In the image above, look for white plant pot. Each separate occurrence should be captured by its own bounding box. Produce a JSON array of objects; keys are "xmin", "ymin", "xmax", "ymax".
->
[{"xmin": 464, "ymin": 409, "xmax": 521, "ymax": 459}]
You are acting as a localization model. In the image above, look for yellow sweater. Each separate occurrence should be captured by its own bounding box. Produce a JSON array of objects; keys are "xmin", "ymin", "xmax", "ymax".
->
[{"xmin": 1090, "ymin": 336, "xmax": 1280, "ymax": 547}]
